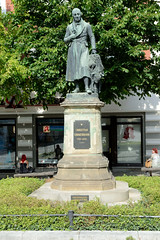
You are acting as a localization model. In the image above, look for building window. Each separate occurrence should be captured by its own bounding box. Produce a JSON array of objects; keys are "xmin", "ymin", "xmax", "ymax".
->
[
  {"xmin": 0, "ymin": 119, "xmax": 16, "ymax": 169},
  {"xmin": 36, "ymin": 118, "xmax": 64, "ymax": 166},
  {"xmin": 117, "ymin": 117, "xmax": 142, "ymax": 164},
  {"xmin": 102, "ymin": 118, "xmax": 110, "ymax": 154}
]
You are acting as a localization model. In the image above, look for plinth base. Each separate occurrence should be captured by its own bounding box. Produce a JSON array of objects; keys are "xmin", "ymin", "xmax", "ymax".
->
[
  {"xmin": 29, "ymin": 180, "xmax": 141, "ymax": 205},
  {"xmin": 51, "ymin": 154, "xmax": 116, "ymax": 191}
]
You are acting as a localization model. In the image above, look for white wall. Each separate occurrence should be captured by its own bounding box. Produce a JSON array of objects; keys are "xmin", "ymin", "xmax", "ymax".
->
[
  {"xmin": 0, "ymin": 0, "xmax": 6, "ymax": 13},
  {"xmin": 102, "ymin": 93, "xmax": 160, "ymax": 113}
]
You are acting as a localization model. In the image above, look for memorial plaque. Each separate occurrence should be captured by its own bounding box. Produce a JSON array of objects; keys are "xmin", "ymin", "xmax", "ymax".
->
[
  {"xmin": 74, "ymin": 120, "xmax": 90, "ymax": 149},
  {"xmin": 71, "ymin": 195, "xmax": 89, "ymax": 202}
]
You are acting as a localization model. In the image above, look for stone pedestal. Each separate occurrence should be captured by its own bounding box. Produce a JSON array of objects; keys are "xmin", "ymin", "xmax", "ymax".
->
[{"xmin": 51, "ymin": 93, "xmax": 116, "ymax": 191}]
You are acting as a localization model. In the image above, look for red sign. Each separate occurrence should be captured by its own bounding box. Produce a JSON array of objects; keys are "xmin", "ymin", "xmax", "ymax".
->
[
  {"xmin": 123, "ymin": 127, "xmax": 135, "ymax": 140},
  {"xmin": 43, "ymin": 126, "xmax": 50, "ymax": 133}
]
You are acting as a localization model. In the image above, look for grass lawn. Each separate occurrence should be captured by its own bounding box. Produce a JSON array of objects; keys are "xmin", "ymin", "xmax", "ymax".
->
[{"xmin": 0, "ymin": 175, "xmax": 159, "ymax": 230}]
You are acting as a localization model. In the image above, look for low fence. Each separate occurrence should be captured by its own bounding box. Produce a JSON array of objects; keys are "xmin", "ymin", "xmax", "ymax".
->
[{"xmin": 0, "ymin": 211, "xmax": 160, "ymax": 230}]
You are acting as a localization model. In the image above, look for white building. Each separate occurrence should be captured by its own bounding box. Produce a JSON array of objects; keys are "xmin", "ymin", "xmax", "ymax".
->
[{"xmin": 0, "ymin": 93, "xmax": 160, "ymax": 170}]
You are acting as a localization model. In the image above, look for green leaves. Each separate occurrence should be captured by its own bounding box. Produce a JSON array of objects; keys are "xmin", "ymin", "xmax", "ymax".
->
[{"xmin": 0, "ymin": 0, "xmax": 159, "ymax": 106}]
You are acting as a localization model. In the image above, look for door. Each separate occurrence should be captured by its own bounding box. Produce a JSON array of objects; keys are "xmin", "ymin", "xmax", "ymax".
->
[{"xmin": 117, "ymin": 117, "xmax": 142, "ymax": 165}]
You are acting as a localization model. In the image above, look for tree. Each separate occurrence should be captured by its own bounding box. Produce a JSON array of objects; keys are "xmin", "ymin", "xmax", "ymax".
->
[{"xmin": 0, "ymin": 0, "xmax": 159, "ymax": 106}]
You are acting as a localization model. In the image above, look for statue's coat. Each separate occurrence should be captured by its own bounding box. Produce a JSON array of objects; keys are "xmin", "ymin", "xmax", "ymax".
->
[{"xmin": 64, "ymin": 19, "xmax": 96, "ymax": 82}]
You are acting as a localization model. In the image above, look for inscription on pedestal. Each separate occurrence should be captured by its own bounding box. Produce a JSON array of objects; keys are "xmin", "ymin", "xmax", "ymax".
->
[
  {"xmin": 71, "ymin": 195, "xmax": 89, "ymax": 202},
  {"xmin": 74, "ymin": 120, "xmax": 90, "ymax": 149}
]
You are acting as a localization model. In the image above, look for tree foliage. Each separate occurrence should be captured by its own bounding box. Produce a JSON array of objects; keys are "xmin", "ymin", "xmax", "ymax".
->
[{"xmin": 0, "ymin": 0, "xmax": 159, "ymax": 106}]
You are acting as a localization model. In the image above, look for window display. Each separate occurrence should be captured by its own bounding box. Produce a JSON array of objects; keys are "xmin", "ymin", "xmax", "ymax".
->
[
  {"xmin": 0, "ymin": 119, "xmax": 16, "ymax": 169},
  {"xmin": 37, "ymin": 118, "xmax": 64, "ymax": 166},
  {"xmin": 117, "ymin": 118, "xmax": 142, "ymax": 164}
]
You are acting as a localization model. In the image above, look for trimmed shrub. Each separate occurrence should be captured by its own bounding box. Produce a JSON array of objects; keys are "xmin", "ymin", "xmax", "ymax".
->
[{"xmin": 0, "ymin": 176, "xmax": 159, "ymax": 230}]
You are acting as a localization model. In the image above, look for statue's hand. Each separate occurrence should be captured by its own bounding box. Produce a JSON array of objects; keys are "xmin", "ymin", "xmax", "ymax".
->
[
  {"xmin": 91, "ymin": 49, "xmax": 97, "ymax": 54},
  {"xmin": 70, "ymin": 33, "xmax": 76, "ymax": 40}
]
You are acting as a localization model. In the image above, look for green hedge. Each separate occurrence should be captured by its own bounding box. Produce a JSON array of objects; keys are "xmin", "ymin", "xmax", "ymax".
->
[{"xmin": 0, "ymin": 176, "xmax": 159, "ymax": 230}]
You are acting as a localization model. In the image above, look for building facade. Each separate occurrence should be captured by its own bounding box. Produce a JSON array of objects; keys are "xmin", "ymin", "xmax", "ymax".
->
[{"xmin": 0, "ymin": 93, "xmax": 160, "ymax": 170}]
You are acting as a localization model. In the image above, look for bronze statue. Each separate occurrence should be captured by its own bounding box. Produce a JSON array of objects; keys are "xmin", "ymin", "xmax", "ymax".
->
[{"xmin": 64, "ymin": 8, "xmax": 103, "ymax": 94}]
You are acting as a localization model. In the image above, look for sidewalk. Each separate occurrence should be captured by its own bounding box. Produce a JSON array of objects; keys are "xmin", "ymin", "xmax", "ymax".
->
[
  {"xmin": 1, "ymin": 166, "xmax": 160, "ymax": 180},
  {"xmin": 112, "ymin": 166, "xmax": 160, "ymax": 177},
  {"xmin": 0, "ymin": 230, "xmax": 160, "ymax": 240}
]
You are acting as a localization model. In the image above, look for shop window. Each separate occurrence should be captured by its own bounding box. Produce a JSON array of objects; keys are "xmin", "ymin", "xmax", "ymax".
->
[
  {"xmin": 101, "ymin": 118, "xmax": 110, "ymax": 153},
  {"xmin": 0, "ymin": 119, "xmax": 16, "ymax": 169},
  {"xmin": 101, "ymin": 118, "xmax": 110, "ymax": 126},
  {"xmin": 101, "ymin": 118, "xmax": 112, "ymax": 168},
  {"xmin": 37, "ymin": 118, "xmax": 64, "ymax": 166},
  {"xmin": 102, "ymin": 129, "xmax": 109, "ymax": 153},
  {"xmin": 117, "ymin": 117, "xmax": 142, "ymax": 164}
]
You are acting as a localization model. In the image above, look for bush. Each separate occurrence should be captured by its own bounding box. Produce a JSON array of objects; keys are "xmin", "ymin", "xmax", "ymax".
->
[{"xmin": 0, "ymin": 176, "xmax": 159, "ymax": 230}]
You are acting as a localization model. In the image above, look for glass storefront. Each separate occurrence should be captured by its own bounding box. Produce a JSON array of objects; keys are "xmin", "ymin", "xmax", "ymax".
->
[
  {"xmin": 117, "ymin": 117, "xmax": 142, "ymax": 164},
  {"xmin": 0, "ymin": 119, "xmax": 16, "ymax": 169},
  {"xmin": 0, "ymin": 115, "xmax": 144, "ymax": 169},
  {"xmin": 102, "ymin": 118, "xmax": 110, "ymax": 154},
  {"xmin": 37, "ymin": 118, "xmax": 64, "ymax": 166},
  {"xmin": 36, "ymin": 116, "xmax": 142, "ymax": 167},
  {"xmin": 102, "ymin": 129, "xmax": 109, "ymax": 153}
]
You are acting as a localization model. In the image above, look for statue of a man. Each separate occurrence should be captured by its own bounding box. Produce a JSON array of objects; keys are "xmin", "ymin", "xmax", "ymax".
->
[{"xmin": 64, "ymin": 8, "xmax": 97, "ymax": 93}]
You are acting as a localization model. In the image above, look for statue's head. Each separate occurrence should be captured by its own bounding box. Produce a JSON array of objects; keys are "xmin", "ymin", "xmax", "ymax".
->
[{"xmin": 72, "ymin": 8, "xmax": 82, "ymax": 23}]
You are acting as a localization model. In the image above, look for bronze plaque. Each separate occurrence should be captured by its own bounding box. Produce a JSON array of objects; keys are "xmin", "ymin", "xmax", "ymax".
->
[
  {"xmin": 71, "ymin": 195, "xmax": 89, "ymax": 202},
  {"xmin": 74, "ymin": 120, "xmax": 90, "ymax": 149}
]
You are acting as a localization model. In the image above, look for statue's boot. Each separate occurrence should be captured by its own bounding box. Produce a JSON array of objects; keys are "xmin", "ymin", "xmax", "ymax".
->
[
  {"xmin": 72, "ymin": 87, "xmax": 79, "ymax": 93},
  {"xmin": 85, "ymin": 88, "xmax": 92, "ymax": 94},
  {"xmin": 72, "ymin": 82, "xmax": 80, "ymax": 93},
  {"xmin": 84, "ymin": 77, "xmax": 92, "ymax": 94}
]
